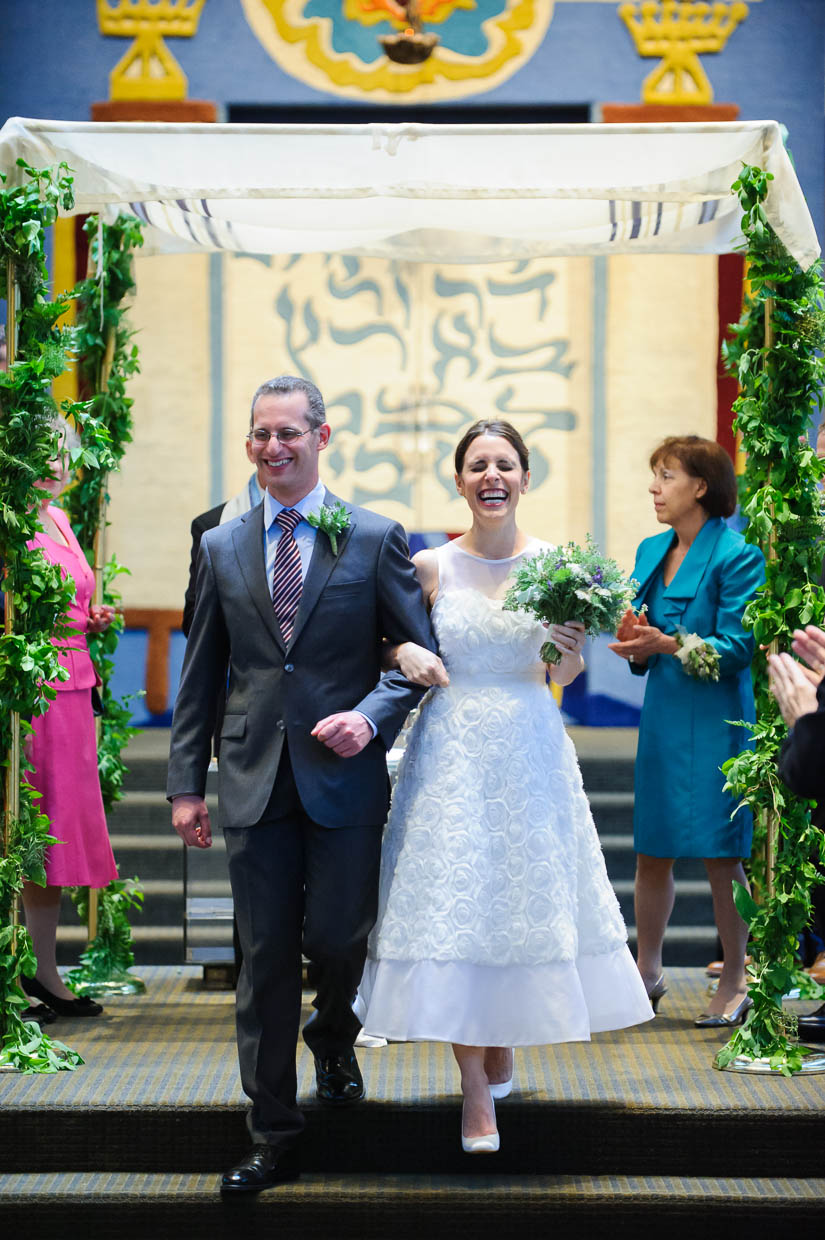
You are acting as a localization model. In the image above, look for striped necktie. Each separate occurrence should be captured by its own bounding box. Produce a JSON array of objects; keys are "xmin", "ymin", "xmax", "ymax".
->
[{"xmin": 272, "ymin": 508, "xmax": 303, "ymax": 643}]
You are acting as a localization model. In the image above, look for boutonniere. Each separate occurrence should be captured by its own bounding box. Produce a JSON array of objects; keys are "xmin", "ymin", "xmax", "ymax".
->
[{"xmin": 307, "ymin": 502, "xmax": 350, "ymax": 555}]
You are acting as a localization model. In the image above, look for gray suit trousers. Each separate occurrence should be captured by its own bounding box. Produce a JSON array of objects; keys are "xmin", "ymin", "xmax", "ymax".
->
[{"xmin": 224, "ymin": 747, "xmax": 382, "ymax": 1147}]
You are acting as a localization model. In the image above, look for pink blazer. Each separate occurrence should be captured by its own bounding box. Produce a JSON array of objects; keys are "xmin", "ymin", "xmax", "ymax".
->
[{"xmin": 28, "ymin": 505, "xmax": 97, "ymax": 692}]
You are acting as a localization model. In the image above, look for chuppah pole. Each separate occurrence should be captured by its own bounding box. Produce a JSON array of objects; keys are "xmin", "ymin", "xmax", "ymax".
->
[{"xmin": 86, "ymin": 328, "xmax": 114, "ymax": 945}]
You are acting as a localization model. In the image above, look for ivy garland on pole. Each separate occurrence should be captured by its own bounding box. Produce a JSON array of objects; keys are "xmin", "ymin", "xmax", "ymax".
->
[
  {"xmin": 716, "ymin": 164, "xmax": 825, "ymax": 1075},
  {"xmin": 0, "ymin": 160, "xmax": 114, "ymax": 1071},
  {"xmin": 61, "ymin": 214, "xmax": 146, "ymax": 996}
]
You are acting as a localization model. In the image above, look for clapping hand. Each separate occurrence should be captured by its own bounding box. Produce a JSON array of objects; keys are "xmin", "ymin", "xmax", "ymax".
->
[
  {"xmin": 768, "ymin": 624, "xmax": 825, "ymax": 726},
  {"xmin": 789, "ymin": 624, "xmax": 825, "ymax": 686},
  {"xmin": 607, "ymin": 608, "xmax": 677, "ymax": 664},
  {"xmin": 768, "ymin": 652, "xmax": 819, "ymax": 727},
  {"xmin": 614, "ymin": 607, "xmax": 644, "ymax": 643}
]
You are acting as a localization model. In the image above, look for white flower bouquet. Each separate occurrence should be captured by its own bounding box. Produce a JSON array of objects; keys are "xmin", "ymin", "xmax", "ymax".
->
[{"xmin": 503, "ymin": 537, "xmax": 639, "ymax": 665}]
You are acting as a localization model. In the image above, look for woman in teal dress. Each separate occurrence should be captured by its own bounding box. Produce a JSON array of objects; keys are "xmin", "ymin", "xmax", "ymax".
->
[{"xmin": 609, "ymin": 436, "xmax": 765, "ymax": 1027}]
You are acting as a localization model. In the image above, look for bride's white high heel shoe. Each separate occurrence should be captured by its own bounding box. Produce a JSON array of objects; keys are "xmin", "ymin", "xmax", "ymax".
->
[
  {"xmin": 461, "ymin": 1098, "xmax": 500, "ymax": 1154},
  {"xmin": 488, "ymin": 1049, "xmax": 514, "ymax": 1100}
]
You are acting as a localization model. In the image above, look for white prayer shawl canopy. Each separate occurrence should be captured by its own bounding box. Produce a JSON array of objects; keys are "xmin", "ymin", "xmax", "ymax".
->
[{"xmin": 0, "ymin": 117, "xmax": 819, "ymax": 269}]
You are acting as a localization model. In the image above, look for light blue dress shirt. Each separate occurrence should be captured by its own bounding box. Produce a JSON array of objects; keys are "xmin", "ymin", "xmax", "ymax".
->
[{"xmin": 263, "ymin": 477, "xmax": 326, "ymax": 586}]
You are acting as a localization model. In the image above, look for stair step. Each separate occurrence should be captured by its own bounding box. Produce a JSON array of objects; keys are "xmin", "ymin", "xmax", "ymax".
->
[
  {"xmin": 107, "ymin": 792, "xmax": 217, "ymax": 837},
  {"xmin": 7, "ymin": 965, "xmax": 822, "ymax": 1240},
  {"xmin": 5, "ymin": 1095, "xmax": 823, "ymax": 1177},
  {"xmin": 576, "ymin": 759, "xmax": 635, "ymax": 793},
  {"xmin": 107, "ymin": 833, "xmax": 225, "ymax": 852},
  {"xmin": 58, "ymin": 928, "xmax": 714, "ymax": 969},
  {"xmin": 57, "ymin": 879, "xmax": 714, "ymax": 932},
  {"xmin": 1, "ymin": 1172, "xmax": 823, "ymax": 1240},
  {"xmin": 89, "ymin": 728, "xmax": 722, "ymax": 967}
]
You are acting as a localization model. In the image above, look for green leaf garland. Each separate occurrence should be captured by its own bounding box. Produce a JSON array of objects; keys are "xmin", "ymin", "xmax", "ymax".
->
[
  {"xmin": 715, "ymin": 163, "xmax": 825, "ymax": 1074},
  {"xmin": 61, "ymin": 214, "xmax": 144, "ymax": 987},
  {"xmin": 0, "ymin": 160, "xmax": 84, "ymax": 1071}
]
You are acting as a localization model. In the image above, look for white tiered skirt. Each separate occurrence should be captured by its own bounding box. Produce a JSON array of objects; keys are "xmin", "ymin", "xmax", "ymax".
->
[{"xmin": 358, "ymin": 948, "xmax": 653, "ymax": 1046}]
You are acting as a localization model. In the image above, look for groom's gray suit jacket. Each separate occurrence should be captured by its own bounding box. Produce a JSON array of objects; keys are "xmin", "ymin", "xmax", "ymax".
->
[{"xmin": 166, "ymin": 490, "xmax": 434, "ymax": 829}]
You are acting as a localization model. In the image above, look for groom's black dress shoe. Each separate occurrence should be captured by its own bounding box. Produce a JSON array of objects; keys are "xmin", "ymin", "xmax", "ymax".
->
[
  {"xmin": 314, "ymin": 1051, "xmax": 365, "ymax": 1105},
  {"xmin": 220, "ymin": 1144, "xmax": 299, "ymax": 1194}
]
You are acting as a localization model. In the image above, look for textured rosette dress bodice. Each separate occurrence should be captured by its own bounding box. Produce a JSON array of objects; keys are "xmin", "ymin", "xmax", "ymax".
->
[{"xmin": 359, "ymin": 538, "xmax": 653, "ymax": 1045}]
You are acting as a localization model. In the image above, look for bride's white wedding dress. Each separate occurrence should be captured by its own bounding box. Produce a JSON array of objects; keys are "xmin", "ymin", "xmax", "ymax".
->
[{"xmin": 358, "ymin": 537, "xmax": 653, "ymax": 1046}]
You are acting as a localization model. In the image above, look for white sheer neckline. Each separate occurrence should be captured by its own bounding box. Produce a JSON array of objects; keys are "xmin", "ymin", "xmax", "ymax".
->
[{"xmin": 450, "ymin": 537, "xmax": 540, "ymax": 564}]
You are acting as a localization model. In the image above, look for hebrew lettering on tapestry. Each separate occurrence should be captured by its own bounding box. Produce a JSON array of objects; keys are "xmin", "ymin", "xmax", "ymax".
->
[{"xmin": 222, "ymin": 252, "xmax": 594, "ymax": 543}]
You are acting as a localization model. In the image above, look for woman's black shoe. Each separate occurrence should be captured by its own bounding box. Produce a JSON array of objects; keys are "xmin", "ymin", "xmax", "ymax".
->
[
  {"xmin": 21, "ymin": 975, "xmax": 103, "ymax": 1017},
  {"xmin": 22, "ymin": 1003, "xmax": 58, "ymax": 1026}
]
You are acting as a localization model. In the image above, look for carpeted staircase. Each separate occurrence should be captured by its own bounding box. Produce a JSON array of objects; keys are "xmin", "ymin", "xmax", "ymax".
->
[
  {"xmin": 2, "ymin": 967, "xmax": 823, "ymax": 1239},
  {"xmin": 15, "ymin": 731, "xmax": 822, "ymax": 1236}
]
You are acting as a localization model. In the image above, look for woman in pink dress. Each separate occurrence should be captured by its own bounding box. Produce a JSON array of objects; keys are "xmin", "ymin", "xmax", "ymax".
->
[{"xmin": 20, "ymin": 419, "xmax": 118, "ymax": 1019}]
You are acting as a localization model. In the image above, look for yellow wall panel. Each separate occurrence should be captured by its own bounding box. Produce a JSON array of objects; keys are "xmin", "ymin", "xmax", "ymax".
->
[
  {"xmin": 107, "ymin": 253, "xmax": 211, "ymax": 609},
  {"xmin": 605, "ymin": 254, "xmax": 718, "ymax": 576}
]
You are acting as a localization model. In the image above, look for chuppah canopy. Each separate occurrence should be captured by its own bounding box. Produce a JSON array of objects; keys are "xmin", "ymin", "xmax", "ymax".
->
[{"xmin": 0, "ymin": 116, "xmax": 819, "ymax": 269}]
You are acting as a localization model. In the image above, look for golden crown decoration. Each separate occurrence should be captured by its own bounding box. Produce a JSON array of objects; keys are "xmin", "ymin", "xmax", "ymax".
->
[
  {"xmin": 618, "ymin": 1, "xmax": 749, "ymax": 105},
  {"xmin": 97, "ymin": 0, "xmax": 206, "ymax": 101}
]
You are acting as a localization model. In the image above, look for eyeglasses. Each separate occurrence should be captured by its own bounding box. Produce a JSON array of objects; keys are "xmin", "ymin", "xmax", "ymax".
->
[{"xmin": 247, "ymin": 427, "xmax": 315, "ymax": 446}]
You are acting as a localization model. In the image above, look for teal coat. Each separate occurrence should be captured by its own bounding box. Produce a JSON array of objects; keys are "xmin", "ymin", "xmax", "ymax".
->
[{"xmin": 630, "ymin": 517, "xmax": 765, "ymax": 859}]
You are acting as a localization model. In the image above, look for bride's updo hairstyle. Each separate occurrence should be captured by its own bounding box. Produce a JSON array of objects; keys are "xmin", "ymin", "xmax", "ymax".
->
[
  {"xmin": 650, "ymin": 435, "xmax": 737, "ymax": 518},
  {"xmin": 454, "ymin": 419, "xmax": 530, "ymax": 474}
]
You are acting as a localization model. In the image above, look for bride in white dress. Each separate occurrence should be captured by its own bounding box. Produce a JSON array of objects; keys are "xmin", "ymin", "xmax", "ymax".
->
[{"xmin": 358, "ymin": 420, "xmax": 653, "ymax": 1152}]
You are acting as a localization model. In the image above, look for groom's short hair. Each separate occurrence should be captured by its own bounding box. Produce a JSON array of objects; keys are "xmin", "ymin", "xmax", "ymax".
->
[{"xmin": 250, "ymin": 375, "xmax": 326, "ymax": 430}]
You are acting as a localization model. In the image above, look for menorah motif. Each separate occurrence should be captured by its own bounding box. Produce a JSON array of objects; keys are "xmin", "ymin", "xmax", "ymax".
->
[
  {"xmin": 97, "ymin": 0, "xmax": 206, "ymax": 101},
  {"xmin": 619, "ymin": 1, "xmax": 749, "ymax": 105}
]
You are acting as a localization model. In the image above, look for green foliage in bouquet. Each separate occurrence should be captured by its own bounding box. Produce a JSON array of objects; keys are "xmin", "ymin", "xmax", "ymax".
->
[
  {"xmin": 715, "ymin": 163, "xmax": 825, "ymax": 1074},
  {"xmin": 503, "ymin": 537, "xmax": 639, "ymax": 665}
]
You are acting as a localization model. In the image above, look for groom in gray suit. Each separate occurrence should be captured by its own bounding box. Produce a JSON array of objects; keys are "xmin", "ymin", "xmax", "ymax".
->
[{"xmin": 168, "ymin": 375, "xmax": 435, "ymax": 1193}]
